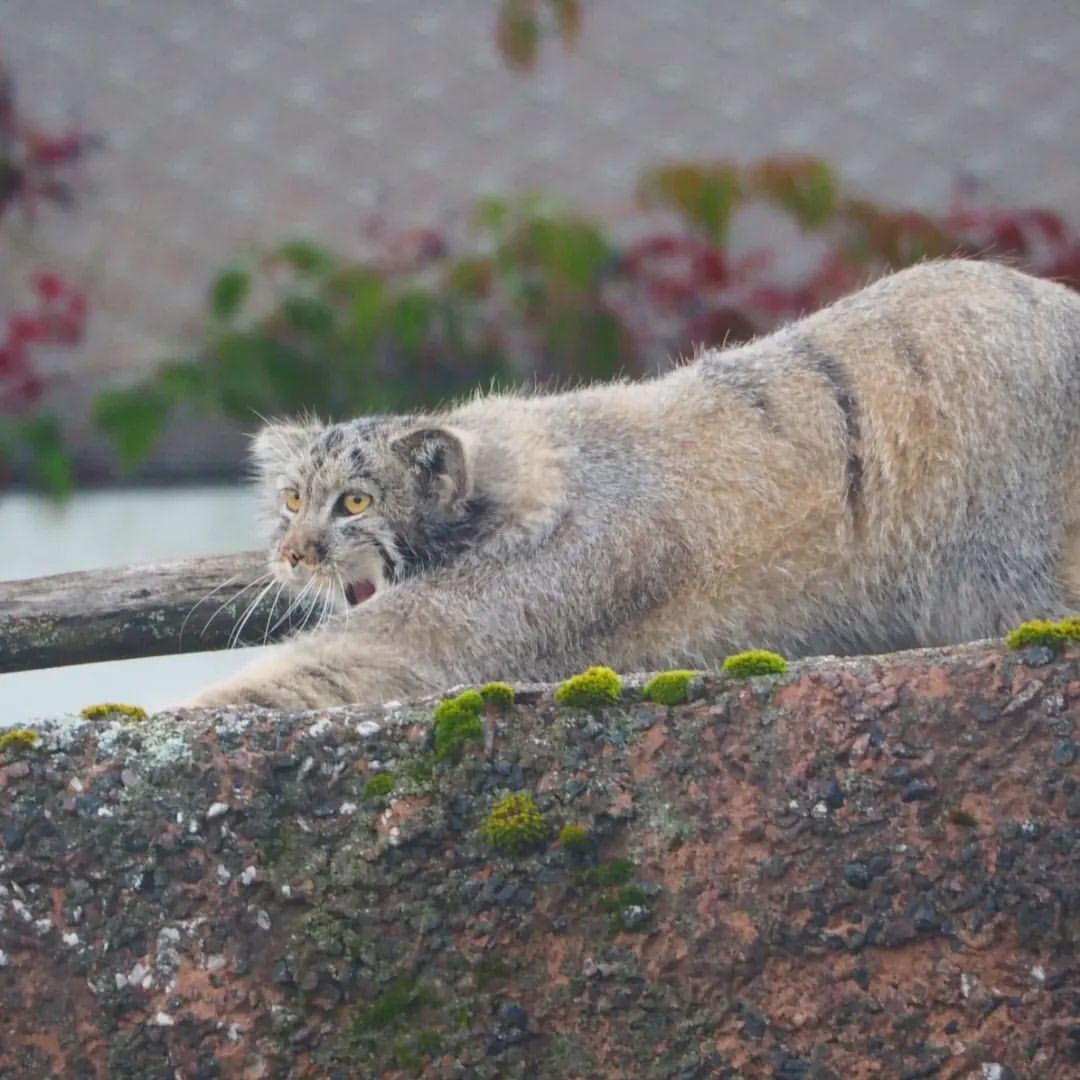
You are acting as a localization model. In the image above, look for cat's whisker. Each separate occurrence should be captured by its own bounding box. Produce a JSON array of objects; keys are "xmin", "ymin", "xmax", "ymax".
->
[
  {"xmin": 262, "ymin": 580, "xmax": 288, "ymax": 644},
  {"xmin": 228, "ymin": 578, "xmax": 278, "ymax": 649},
  {"xmin": 309, "ymin": 583, "xmax": 327, "ymax": 636},
  {"xmin": 200, "ymin": 571, "xmax": 273, "ymax": 637},
  {"xmin": 317, "ymin": 581, "xmax": 337, "ymax": 634},
  {"xmin": 296, "ymin": 583, "xmax": 323, "ymax": 635},
  {"xmin": 266, "ymin": 578, "xmax": 316, "ymax": 638},
  {"xmin": 179, "ymin": 572, "xmax": 242, "ymax": 647},
  {"xmin": 314, "ymin": 580, "xmax": 333, "ymax": 632}
]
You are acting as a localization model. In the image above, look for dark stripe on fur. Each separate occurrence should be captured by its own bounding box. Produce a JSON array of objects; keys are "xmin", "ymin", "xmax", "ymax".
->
[
  {"xmin": 724, "ymin": 370, "xmax": 774, "ymax": 423},
  {"xmin": 894, "ymin": 325, "xmax": 926, "ymax": 376},
  {"xmin": 696, "ymin": 355, "xmax": 775, "ymax": 424},
  {"xmin": 394, "ymin": 495, "xmax": 496, "ymax": 579},
  {"xmin": 799, "ymin": 341, "xmax": 863, "ymax": 507}
]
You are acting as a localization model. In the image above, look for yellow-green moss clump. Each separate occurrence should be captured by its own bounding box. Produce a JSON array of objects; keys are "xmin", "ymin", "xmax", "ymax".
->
[
  {"xmin": 558, "ymin": 823, "xmax": 591, "ymax": 853},
  {"xmin": 81, "ymin": 702, "xmax": 149, "ymax": 723},
  {"xmin": 0, "ymin": 728, "xmax": 40, "ymax": 754},
  {"xmin": 481, "ymin": 792, "xmax": 547, "ymax": 855},
  {"xmin": 1005, "ymin": 617, "xmax": 1080, "ymax": 651},
  {"xmin": 479, "ymin": 682, "xmax": 515, "ymax": 709},
  {"xmin": 722, "ymin": 650, "xmax": 788, "ymax": 679},
  {"xmin": 432, "ymin": 690, "xmax": 484, "ymax": 762},
  {"xmin": 554, "ymin": 666, "xmax": 622, "ymax": 708},
  {"xmin": 642, "ymin": 669, "xmax": 698, "ymax": 706},
  {"xmin": 363, "ymin": 773, "xmax": 396, "ymax": 800}
]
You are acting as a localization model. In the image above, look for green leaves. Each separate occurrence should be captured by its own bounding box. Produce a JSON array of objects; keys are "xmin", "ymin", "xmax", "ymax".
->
[
  {"xmin": 496, "ymin": 0, "xmax": 541, "ymax": 71},
  {"xmin": 93, "ymin": 387, "xmax": 172, "ymax": 471},
  {"xmin": 639, "ymin": 162, "xmax": 742, "ymax": 244},
  {"xmin": 209, "ymin": 267, "xmax": 250, "ymax": 322},
  {"xmin": 749, "ymin": 157, "xmax": 839, "ymax": 229},
  {"xmin": 495, "ymin": 0, "xmax": 582, "ymax": 72},
  {"xmin": 15, "ymin": 414, "xmax": 73, "ymax": 495},
  {"xmin": 638, "ymin": 157, "xmax": 841, "ymax": 240},
  {"xmin": 274, "ymin": 239, "xmax": 336, "ymax": 276}
]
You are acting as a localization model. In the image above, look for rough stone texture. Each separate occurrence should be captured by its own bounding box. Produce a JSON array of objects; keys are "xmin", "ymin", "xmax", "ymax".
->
[{"xmin": 2, "ymin": 641, "xmax": 1079, "ymax": 1078}]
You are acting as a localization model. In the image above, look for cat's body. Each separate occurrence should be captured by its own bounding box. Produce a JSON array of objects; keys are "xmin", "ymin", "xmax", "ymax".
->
[{"xmin": 193, "ymin": 259, "xmax": 1080, "ymax": 710}]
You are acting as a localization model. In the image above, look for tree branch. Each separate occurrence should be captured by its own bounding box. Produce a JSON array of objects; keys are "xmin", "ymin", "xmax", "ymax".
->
[{"xmin": 0, "ymin": 552, "xmax": 286, "ymax": 673}]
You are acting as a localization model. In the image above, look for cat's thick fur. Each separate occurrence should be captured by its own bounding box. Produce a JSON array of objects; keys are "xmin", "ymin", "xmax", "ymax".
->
[{"xmin": 192, "ymin": 259, "xmax": 1080, "ymax": 709}]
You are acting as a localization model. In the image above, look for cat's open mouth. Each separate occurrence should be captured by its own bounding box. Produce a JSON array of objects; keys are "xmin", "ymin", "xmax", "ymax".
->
[{"xmin": 345, "ymin": 580, "xmax": 377, "ymax": 606}]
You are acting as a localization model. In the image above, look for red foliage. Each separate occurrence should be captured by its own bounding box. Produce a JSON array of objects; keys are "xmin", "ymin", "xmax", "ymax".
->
[
  {"xmin": 606, "ymin": 168, "xmax": 1080, "ymax": 361},
  {"xmin": 0, "ymin": 48, "xmax": 98, "ymax": 415},
  {"xmin": 0, "ymin": 275, "xmax": 89, "ymax": 410}
]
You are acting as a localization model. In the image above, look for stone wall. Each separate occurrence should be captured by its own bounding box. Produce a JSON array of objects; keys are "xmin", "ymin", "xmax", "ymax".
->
[{"xmin": 2, "ymin": 642, "xmax": 1079, "ymax": 1077}]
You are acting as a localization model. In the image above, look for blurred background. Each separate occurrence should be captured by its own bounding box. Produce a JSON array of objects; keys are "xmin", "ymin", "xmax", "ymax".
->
[{"xmin": 2, "ymin": 0, "xmax": 1079, "ymax": 720}]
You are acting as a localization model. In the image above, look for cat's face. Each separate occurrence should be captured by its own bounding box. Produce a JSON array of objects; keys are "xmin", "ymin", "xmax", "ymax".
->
[{"xmin": 251, "ymin": 417, "xmax": 474, "ymax": 613}]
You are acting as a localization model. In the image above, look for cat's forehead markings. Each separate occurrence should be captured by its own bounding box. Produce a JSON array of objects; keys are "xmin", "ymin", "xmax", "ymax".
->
[{"xmin": 307, "ymin": 425, "xmax": 356, "ymax": 474}]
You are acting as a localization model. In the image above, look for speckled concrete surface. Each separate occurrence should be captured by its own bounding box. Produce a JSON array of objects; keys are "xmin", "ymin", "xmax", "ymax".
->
[{"xmin": 2, "ymin": 641, "xmax": 1079, "ymax": 1077}]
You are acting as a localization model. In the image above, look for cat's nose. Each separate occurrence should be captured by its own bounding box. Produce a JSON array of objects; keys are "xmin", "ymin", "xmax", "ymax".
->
[{"xmin": 281, "ymin": 546, "xmax": 302, "ymax": 567}]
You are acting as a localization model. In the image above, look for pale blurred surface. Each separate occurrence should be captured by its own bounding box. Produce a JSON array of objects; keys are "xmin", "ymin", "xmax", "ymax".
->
[
  {"xmin": 5, "ymin": 0, "xmax": 1078, "ymax": 387},
  {"xmin": 0, "ymin": 488, "xmax": 274, "ymax": 724}
]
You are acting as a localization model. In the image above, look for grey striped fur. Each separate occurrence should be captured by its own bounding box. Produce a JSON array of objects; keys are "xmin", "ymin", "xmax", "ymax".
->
[{"xmin": 192, "ymin": 259, "xmax": 1080, "ymax": 709}]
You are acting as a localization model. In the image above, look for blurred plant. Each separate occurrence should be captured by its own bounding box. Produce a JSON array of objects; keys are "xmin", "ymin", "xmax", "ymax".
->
[
  {"xmin": 80, "ymin": 155, "xmax": 1080, "ymax": 480},
  {"xmin": 0, "ymin": 47, "xmax": 100, "ymax": 494},
  {"xmin": 94, "ymin": 197, "xmax": 629, "ymax": 465},
  {"xmin": 495, "ymin": 0, "xmax": 583, "ymax": 72}
]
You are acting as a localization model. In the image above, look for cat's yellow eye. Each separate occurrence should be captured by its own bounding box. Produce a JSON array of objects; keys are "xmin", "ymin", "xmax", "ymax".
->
[
  {"xmin": 341, "ymin": 493, "xmax": 372, "ymax": 515},
  {"xmin": 283, "ymin": 488, "xmax": 302, "ymax": 513}
]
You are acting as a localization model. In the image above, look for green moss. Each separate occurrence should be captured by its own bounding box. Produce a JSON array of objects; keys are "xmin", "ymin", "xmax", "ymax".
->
[
  {"xmin": 415, "ymin": 1030, "xmax": 442, "ymax": 1055},
  {"xmin": 392, "ymin": 1040, "xmax": 423, "ymax": 1072},
  {"xmin": 603, "ymin": 884, "xmax": 654, "ymax": 933},
  {"xmin": 600, "ymin": 884, "xmax": 650, "ymax": 912},
  {"xmin": 948, "ymin": 808, "xmax": 978, "ymax": 828},
  {"xmin": 558, "ymin": 824, "xmax": 591, "ymax": 853},
  {"xmin": 432, "ymin": 690, "xmax": 485, "ymax": 762},
  {"xmin": 722, "ymin": 649, "xmax": 788, "ymax": 678},
  {"xmin": 363, "ymin": 773, "xmax": 396, "ymax": 800},
  {"xmin": 554, "ymin": 665, "xmax": 622, "ymax": 708},
  {"xmin": 353, "ymin": 976, "xmax": 433, "ymax": 1032},
  {"xmin": 481, "ymin": 792, "xmax": 547, "ymax": 855},
  {"xmin": 473, "ymin": 954, "xmax": 512, "ymax": 990},
  {"xmin": 0, "ymin": 728, "xmax": 39, "ymax": 754},
  {"xmin": 405, "ymin": 758, "xmax": 434, "ymax": 782},
  {"xmin": 1004, "ymin": 616, "xmax": 1080, "ymax": 651},
  {"xmin": 480, "ymin": 682, "xmax": 515, "ymax": 709},
  {"xmin": 579, "ymin": 857, "xmax": 636, "ymax": 888},
  {"xmin": 81, "ymin": 702, "xmax": 149, "ymax": 723},
  {"xmin": 642, "ymin": 669, "xmax": 698, "ymax": 706}
]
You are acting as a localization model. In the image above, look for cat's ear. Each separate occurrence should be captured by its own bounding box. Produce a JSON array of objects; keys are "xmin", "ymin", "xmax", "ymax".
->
[
  {"xmin": 250, "ymin": 419, "xmax": 321, "ymax": 476},
  {"xmin": 391, "ymin": 426, "xmax": 472, "ymax": 506}
]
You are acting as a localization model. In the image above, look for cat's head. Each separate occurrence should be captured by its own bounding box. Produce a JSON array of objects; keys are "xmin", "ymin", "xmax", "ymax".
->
[{"xmin": 252, "ymin": 415, "xmax": 483, "ymax": 609}]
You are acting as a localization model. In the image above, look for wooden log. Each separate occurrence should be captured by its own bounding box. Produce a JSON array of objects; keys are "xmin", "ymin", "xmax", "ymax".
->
[{"xmin": 0, "ymin": 552, "xmax": 292, "ymax": 673}]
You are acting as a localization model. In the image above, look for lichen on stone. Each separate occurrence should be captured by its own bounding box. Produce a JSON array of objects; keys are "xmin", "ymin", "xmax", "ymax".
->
[
  {"xmin": 81, "ymin": 702, "xmax": 149, "ymax": 723},
  {"xmin": 722, "ymin": 649, "xmax": 788, "ymax": 678},
  {"xmin": 1004, "ymin": 616, "xmax": 1080, "ymax": 651},
  {"xmin": 479, "ymin": 682, "xmax": 515, "ymax": 709},
  {"xmin": 0, "ymin": 728, "xmax": 39, "ymax": 754},
  {"xmin": 481, "ymin": 792, "xmax": 547, "ymax": 854},
  {"xmin": 432, "ymin": 690, "xmax": 484, "ymax": 762},
  {"xmin": 554, "ymin": 665, "xmax": 622, "ymax": 708},
  {"xmin": 642, "ymin": 669, "xmax": 698, "ymax": 706}
]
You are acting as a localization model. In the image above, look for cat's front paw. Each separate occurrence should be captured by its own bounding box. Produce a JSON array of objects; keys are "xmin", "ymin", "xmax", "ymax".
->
[{"xmin": 184, "ymin": 679, "xmax": 309, "ymax": 711}]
